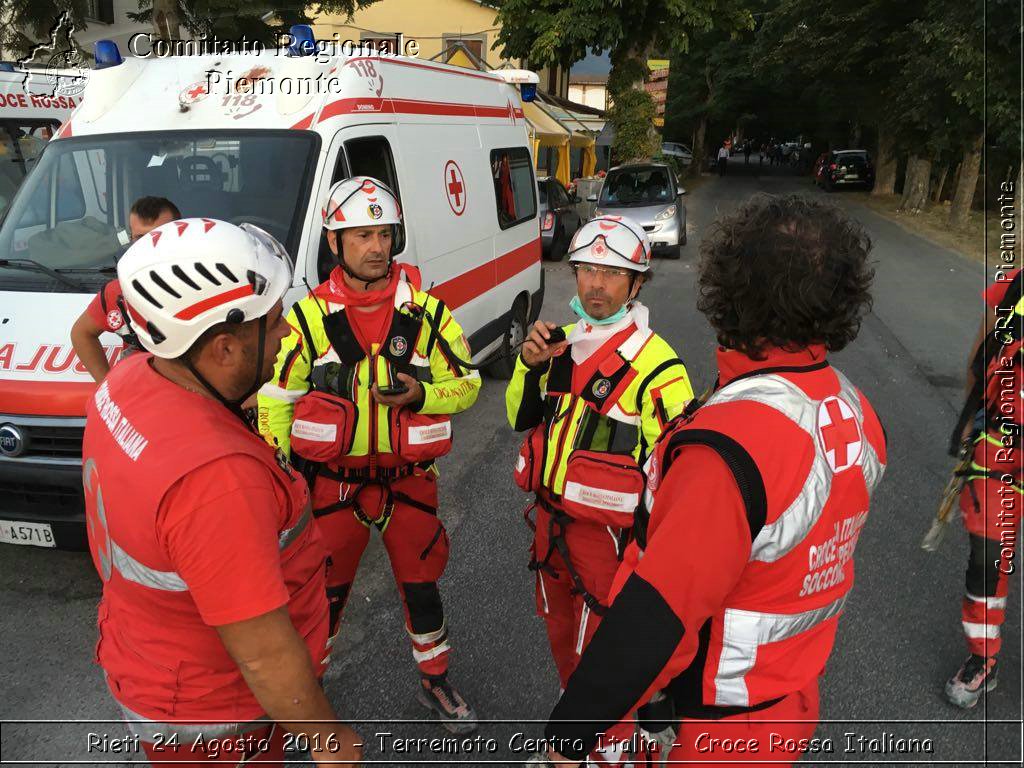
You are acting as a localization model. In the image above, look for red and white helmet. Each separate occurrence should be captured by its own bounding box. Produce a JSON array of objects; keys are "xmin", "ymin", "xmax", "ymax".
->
[
  {"xmin": 117, "ymin": 219, "xmax": 292, "ymax": 359},
  {"xmin": 568, "ymin": 215, "xmax": 651, "ymax": 273},
  {"xmin": 322, "ymin": 176, "xmax": 402, "ymax": 230}
]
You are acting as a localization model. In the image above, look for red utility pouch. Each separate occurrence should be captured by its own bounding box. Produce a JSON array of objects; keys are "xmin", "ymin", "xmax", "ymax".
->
[
  {"xmin": 514, "ymin": 424, "xmax": 546, "ymax": 493},
  {"xmin": 391, "ymin": 410, "xmax": 453, "ymax": 463},
  {"xmin": 290, "ymin": 391, "xmax": 358, "ymax": 462},
  {"xmin": 561, "ymin": 450, "xmax": 644, "ymax": 528}
]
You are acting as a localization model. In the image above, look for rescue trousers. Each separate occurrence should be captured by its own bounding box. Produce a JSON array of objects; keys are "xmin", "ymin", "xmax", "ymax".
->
[
  {"xmin": 313, "ymin": 464, "xmax": 451, "ymax": 676},
  {"xmin": 661, "ymin": 676, "xmax": 820, "ymax": 767},
  {"xmin": 531, "ymin": 501, "xmax": 634, "ymax": 754},
  {"xmin": 959, "ymin": 429, "xmax": 1022, "ymax": 658}
]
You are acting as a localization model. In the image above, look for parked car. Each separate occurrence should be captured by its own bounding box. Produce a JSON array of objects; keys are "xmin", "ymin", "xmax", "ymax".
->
[
  {"xmin": 814, "ymin": 149, "xmax": 876, "ymax": 191},
  {"xmin": 661, "ymin": 141, "xmax": 693, "ymax": 165},
  {"xmin": 538, "ymin": 176, "xmax": 583, "ymax": 261},
  {"xmin": 587, "ymin": 162, "xmax": 687, "ymax": 258}
]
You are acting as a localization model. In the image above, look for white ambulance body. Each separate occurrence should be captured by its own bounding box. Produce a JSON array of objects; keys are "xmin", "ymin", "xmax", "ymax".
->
[
  {"xmin": 0, "ymin": 68, "xmax": 79, "ymax": 211},
  {"xmin": 0, "ymin": 41, "xmax": 543, "ymax": 548}
]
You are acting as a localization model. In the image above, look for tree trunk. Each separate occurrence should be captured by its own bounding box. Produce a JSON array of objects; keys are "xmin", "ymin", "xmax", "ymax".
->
[
  {"xmin": 932, "ymin": 165, "xmax": 949, "ymax": 203},
  {"xmin": 899, "ymin": 155, "xmax": 932, "ymax": 213},
  {"xmin": 872, "ymin": 127, "xmax": 897, "ymax": 196},
  {"xmin": 152, "ymin": 0, "xmax": 181, "ymax": 41},
  {"xmin": 949, "ymin": 132, "xmax": 984, "ymax": 229},
  {"xmin": 691, "ymin": 113, "xmax": 707, "ymax": 179},
  {"xmin": 949, "ymin": 162, "xmax": 962, "ymax": 203},
  {"xmin": 850, "ymin": 122, "xmax": 862, "ymax": 147}
]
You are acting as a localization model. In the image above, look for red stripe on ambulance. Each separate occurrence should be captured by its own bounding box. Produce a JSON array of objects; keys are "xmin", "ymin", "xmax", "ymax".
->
[{"xmin": 432, "ymin": 238, "xmax": 540, "ymax": 311}]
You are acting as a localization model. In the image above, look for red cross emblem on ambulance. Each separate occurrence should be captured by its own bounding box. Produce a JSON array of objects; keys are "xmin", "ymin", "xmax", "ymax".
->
[
  {"xmin": 444, "ymin": 160, "xmax": 466, "ymax": 216},
  {"xmin": 816, "ymin": 396, "xmax": 863, "ymax": 473},
  {"xmin": 180, "ymin": 81, "xmax": 209, "ymax": 105}
]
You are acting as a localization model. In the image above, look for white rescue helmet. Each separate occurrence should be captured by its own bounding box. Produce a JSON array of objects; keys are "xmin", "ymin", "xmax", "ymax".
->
[
  {"xmin": 568, "ymin": 215, "xmax": 651, "ymax": 273},
  {"xmin": 118, "ymin": 218, "xmax": 292, "ymax": 359},
  {"xmin": 322, "ymin": 176, "xmax": 402, "ymax": 230}
]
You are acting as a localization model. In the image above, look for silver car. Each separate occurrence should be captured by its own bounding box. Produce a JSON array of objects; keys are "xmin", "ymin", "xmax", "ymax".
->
[{"xmin": 586, "ymin": 163, "xmax": 687, "ymax": 258}]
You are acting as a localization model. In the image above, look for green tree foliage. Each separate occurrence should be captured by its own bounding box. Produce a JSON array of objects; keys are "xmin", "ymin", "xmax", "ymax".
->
[
  {"xmin": 747, "ymin": 0, "xmax": 1016, "ymax": 218},
  {"xmin": 663, "ymin": 14, "xmax": 778, "ymax": 176},
  {"xmin": 495, "ymin": 0, "xmax": 753, "ymax": 162},
  {"xmin": 1, "ymin": 2, "xmax": 89, "ymax": 61}
]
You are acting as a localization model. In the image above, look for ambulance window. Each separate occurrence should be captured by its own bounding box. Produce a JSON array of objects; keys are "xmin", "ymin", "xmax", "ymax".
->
[
  {"xmin": 490, "ymin": 147, "xmax": 536, "ymax": 230},
  {"xmin": 11, "ymin": 151, "xmax": 86, "ymax": 229},
  {"xmin": 0, "ymin": 119, "xmax": 60, "ymax": 212},
  {"xmin": 342, "ymin": 136, "xmax": 404, "ymax": 254}
]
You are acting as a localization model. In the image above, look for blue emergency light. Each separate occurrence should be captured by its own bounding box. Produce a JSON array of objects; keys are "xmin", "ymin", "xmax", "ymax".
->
[
  {"xmin": 520, "ymin": 83, "xmax": 537, "ymax": 102},
  {"xmin": 287, "ymin": 25, "xmax": 316, "ymax": 57},
  {"xmin": 94, "ymin": 40, "xmax": 123, "ymax": 68}
]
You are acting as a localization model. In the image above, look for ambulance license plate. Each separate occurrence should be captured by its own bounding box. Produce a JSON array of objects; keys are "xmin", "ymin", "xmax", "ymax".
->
[{"xmin": 0, "ymin": 520, "xmax": 56, "ymax": 547}]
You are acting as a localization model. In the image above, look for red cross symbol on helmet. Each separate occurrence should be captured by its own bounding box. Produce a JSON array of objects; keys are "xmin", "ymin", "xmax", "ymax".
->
[
  {"xmin": 444, "ymin": 160, "xmax": 466, "ymax": 216},
  {"xmin": 816, "ymin": 396, "xmax": 863, "ymax": 472}
]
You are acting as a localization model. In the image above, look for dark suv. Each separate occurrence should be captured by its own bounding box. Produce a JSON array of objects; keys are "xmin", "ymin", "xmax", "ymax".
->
[{"xmin": 815, "ymin": 150, "xmax": 875, "ymax": 191}]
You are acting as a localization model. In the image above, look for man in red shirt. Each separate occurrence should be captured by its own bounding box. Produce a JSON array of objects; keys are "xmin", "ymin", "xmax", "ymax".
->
[
  {"xmin": 945, "ymin": 265, "xmax": 1022, "ymax": 707},
  {"xmin": 70, "ymin": 196, "xmax": 180, "ymax": 381},
  {"xmin": 83, "ymin": 218, "xmax": 361, "ymax": 766},
  {"xmin": 532, "ymin": 194, "xmax": 885, "ymax": 767}
]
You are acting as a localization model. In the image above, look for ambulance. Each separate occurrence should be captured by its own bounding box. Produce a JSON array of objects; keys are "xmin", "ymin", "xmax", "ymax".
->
[
  {"xmin": 0, "ymin": 30, "xmax": 544, "ymax": 548},
  {"xmin": 0, "ymin": 65, "xmax": 80, "ymax": 212}
]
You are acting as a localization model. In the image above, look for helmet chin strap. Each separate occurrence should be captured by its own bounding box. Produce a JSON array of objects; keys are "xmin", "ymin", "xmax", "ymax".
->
[{"xmin": 183, "ymin": 315, "xmax": 268, "ymax": 425}]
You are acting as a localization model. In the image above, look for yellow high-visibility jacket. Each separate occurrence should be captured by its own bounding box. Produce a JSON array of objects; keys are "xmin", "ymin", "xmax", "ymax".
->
[
  {"xmin": 505, "ymin": 321, "xmax": 693, "ymax": 497},
  {"xmin": 258, "ymin": 278, "xmax": 480, "ymax": 459}
]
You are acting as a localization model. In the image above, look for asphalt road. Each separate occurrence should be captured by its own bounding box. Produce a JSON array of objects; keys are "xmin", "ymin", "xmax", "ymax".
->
[{"xmin": 1, "ymin": 159, "xmax": 1019, "ymax": 767}]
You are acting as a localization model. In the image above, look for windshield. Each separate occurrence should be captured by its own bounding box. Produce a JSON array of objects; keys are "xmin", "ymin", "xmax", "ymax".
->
[
  {"xmin": 0, "ymin": 130, "xmax": 319, "ymax": 292},
  {"xmin": 599, "ymin": 167, "xmax": 672, "ymax": 207},
  {"xmin": 1, "ymin": 118, "xmax": 59, "ymax": 214}
]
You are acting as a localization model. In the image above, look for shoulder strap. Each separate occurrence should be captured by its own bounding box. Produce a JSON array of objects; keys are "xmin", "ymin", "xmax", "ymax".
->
[
  {"xmin": 423, "ymin": 296, "xmax": 447, "ymax": 359},
  {"xmin": 641, "ymin": 428, "xmax": 767, "ymax": 550},
  {"xmin": 292, "ymin": 302, "xmax": 319, "ymax": 361},
  {"xmin": 634, "ymin": 357, "xmax": 685, "ymax": 414}
]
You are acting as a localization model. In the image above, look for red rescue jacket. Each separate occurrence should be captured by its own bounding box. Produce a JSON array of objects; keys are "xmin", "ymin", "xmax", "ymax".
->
[{"xmin": 82, "ymin": 353, "xmax": 328, "ymax": 727}]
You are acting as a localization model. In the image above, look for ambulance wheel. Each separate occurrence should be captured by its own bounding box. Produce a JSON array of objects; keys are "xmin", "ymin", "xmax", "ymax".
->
[{"xmin": 487, "ymin": 297, "xmax": 528, "ymax": 379}]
